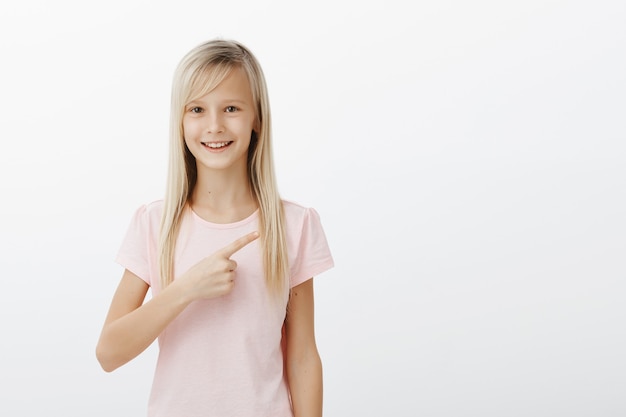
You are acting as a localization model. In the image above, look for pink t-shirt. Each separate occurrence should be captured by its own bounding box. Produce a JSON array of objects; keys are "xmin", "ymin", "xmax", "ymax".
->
[{"xmin": 116, "ymin": 199, "xmax": 334, "ymax": 417}]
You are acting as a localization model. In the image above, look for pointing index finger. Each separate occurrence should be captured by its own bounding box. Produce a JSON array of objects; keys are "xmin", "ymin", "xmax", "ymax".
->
[{"xmin": 220, "ymin": 231, "xmax": 259, "ymax": 258}]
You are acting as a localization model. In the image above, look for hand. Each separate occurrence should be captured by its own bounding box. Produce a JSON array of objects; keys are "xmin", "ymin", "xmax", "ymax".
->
[{"xmin": 179, "ymin": 231, "xmax": 259, "ymax": 300}]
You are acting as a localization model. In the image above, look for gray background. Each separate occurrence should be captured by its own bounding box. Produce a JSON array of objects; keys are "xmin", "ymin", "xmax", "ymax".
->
[{"xmin": 1, "ymin": 0, "xmax": 624, "ymax": 415}]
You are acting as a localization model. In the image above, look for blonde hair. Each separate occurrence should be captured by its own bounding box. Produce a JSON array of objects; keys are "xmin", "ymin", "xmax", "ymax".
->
[{"xmin": 158, "ymin": 39, "xmax": 288, "ymax": 297}]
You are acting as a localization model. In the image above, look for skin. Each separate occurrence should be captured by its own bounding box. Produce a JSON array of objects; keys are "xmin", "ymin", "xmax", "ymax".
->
[
  {"xmin": 286, "ymin": 280, "xmax": 323, "ymax": 417},
  {"xmin": 96, "ymin": 67, "xmax": 323, "ymax": 416}
]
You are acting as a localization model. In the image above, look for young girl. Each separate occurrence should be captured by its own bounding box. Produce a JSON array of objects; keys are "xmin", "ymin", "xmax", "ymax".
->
[{"xmin": 96, "ymin": 39, "xmax": 334, "ymax": 417}]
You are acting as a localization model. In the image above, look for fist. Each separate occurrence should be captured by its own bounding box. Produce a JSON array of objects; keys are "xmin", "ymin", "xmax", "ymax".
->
[{"xmin": 181, "ymin": 231, "xmax": 259, "ymax": 300}]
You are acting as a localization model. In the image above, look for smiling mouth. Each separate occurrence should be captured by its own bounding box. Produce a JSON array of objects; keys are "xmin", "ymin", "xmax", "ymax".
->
[{"xmin": 201, "ymin": 141, "xmax": 233, "ymax": 149}]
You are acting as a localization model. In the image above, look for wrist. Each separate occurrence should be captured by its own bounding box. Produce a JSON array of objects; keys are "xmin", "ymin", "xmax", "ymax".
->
[{"xmin": 165, "ymin": 276, "xmax": 196, "ymax": 308}]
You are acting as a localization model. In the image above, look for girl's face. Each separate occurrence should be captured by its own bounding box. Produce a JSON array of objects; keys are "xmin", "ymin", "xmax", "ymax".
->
[{"xmin": 183, "ymin": 67, "xmax": 256, "ymax": 174}]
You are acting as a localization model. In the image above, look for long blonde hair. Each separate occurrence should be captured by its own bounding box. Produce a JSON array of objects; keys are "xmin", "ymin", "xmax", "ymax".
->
[{"xmin": 158, "ymin": 39, "xmax": 288, "ymax": 297}]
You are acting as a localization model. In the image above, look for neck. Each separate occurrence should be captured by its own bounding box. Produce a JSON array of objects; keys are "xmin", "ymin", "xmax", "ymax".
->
[{"xmin": 190, "ymin": 165, "xmax": 257, "ymax": 223}]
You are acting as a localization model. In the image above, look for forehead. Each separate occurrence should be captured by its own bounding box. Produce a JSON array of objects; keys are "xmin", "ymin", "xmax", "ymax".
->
[
  {"xmin": 212, "ymin": 68, "xmax": 252, "ymax": 96},
  {"xmin": 190, "ymin": 67, "xmax": 253, "ymax": 103}
]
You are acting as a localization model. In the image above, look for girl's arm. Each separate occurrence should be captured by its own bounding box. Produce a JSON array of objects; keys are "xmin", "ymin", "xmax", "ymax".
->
[
  {"xmin": 285, "ymin": 279, "xmax": 323, "ymax": 417},
  {"xmin": 95, "ymin": 269, "xmax": 192, "ymax": 372},
  {"xmin": 96, "ymin": 231, "xmax": 259, "ymax": 372}
]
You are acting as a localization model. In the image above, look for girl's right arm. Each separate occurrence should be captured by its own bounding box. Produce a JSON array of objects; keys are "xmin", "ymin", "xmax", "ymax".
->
[
  {"xmin": 95, "ymin": 269, "xmax": 193, "ymax": 372},
  {"xmin": 95, "ymin": 231, "xmax": 259, "ymax": 372}
]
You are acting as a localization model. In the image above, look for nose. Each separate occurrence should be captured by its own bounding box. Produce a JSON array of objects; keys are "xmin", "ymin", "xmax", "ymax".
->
[{"xmin": 204, "ymin": 111, "xmax": 224, "ymax": 134}]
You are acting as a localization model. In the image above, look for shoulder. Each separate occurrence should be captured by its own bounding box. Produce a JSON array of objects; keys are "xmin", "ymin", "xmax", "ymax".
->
[
  {"xmin": 281, "ymin": 198, "xmax": 328, "ymax": 235},
  {"xmin": 281, "ymin": 199, "xmax": 334, "ymax": 284},
  {"xmin": 281, "ymin": 199, "xmax": 310, "ymax": 217},
  {"xmin": 134, "ymin": 199, "xmax": 163, "ymax": 215},
  {"xmin": 281, "ymin": 199, "xmax": 321, "ymax": 224},
  {"xmin": 143, "ymin": 199, "xmax": 164, "ymax": 217},
  {"xmin": 127, "ymin": 199, "xmax": 164, "ymax": 230},
  {"xmin": 281, "ymin": 198, "xmax": 328, "ymax": 216}
]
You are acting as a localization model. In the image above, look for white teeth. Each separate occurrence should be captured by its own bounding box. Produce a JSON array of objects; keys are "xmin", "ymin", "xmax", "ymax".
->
[{"xmin": 203, "ymin": 141, "xmax": 231, "ymax": 148}]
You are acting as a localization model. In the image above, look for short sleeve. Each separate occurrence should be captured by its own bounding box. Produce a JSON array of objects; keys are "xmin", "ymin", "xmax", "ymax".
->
[
  {"xmin": 115, "ymin": 205, "xmax": 152, "ymax": 285},
  {"xmin": 290, "ymin": 207, "xmax": 334, "ymax": 288}
]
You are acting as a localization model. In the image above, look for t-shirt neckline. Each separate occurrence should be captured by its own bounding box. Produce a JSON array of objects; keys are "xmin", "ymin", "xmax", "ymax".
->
[{"xmin": 189, "ymin": 206, "xmax": 259, "ymax": 229}]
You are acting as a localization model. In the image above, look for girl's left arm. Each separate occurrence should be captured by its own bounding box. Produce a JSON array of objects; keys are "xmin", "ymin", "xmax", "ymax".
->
[{"xmin": 285, "ymin": 278, "xmax": 323, "ymax": 417}]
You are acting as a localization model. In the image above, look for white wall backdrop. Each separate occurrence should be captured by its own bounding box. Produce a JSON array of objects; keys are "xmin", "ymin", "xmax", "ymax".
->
[{"xmin": 1, "ymin": 0, "xmax": 624, "ymax": 416}]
